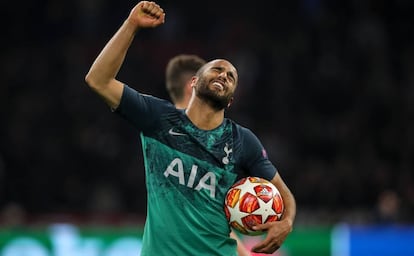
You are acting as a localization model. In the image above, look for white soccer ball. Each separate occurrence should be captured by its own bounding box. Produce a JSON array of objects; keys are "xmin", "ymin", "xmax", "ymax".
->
[{"xmin": 224, "ymin": 176, "xmax": 284, "ymax": 236}]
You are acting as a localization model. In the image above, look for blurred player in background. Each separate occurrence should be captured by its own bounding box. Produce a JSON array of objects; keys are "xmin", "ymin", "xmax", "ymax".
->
[
  {"xmin": 165, "ymin": 54, "xmax": 205, "ymax": 110},
  {"xmin": 85, "ymin": 1, "xmax": 296, "ymax": 255},
  {"xmin": 166, "ymin": 54, "xmax": 250, "ymax": 256}
]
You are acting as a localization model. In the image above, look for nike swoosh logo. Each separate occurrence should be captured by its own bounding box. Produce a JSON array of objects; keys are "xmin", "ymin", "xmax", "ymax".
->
[{"xmin": 168, "ymin": 128, "xmax": 186, "ymax": 136}]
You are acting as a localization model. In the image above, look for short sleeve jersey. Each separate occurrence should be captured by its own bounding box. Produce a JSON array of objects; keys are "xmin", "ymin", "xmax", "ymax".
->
[{"xmin": 116, "ymin": 85, "xmax": 278, "ymax": 256}]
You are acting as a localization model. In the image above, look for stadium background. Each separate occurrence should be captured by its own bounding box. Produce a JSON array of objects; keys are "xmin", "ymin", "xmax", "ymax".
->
[{"xmin": 1, "ymin": 0, "xmax": 413, "ymax": 255}]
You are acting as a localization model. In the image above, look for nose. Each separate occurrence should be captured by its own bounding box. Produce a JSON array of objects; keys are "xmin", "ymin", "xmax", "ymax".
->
[{"xmin": 218, "ymin": 71, "xmax": 228, "ymax": 80}]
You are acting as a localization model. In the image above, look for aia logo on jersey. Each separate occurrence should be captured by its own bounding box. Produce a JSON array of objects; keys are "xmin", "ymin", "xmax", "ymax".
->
[{"xmin": 164, "ymin": 158, "xmax": 217, "ymax": 198}]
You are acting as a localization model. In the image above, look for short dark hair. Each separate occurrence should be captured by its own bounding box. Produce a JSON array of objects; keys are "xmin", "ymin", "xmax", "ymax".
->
[{"xmin": 165, "ymin": 54, "xmax": 206, "ymax": 103}]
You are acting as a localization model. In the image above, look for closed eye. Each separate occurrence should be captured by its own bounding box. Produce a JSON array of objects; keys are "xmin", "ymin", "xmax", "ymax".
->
[{"xmin": 212, "ymin": 67, "xmax": 236, "ymax": 83}]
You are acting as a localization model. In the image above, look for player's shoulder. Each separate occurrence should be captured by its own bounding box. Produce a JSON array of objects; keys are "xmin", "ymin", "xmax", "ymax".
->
[
  {"xmin": 141, "ymin": 93, "xmax": 175, "ymax": 108},
  {"xmin": 123, "ymin": 84, "xmax": 174, "ymax": 106},
  {"xmin": 225, "ymin": 118, "xmax": 259, "ymax": 149},
  {"xmin": 225, "ymin": 118, "xmax": 255, "ymax": 136}
]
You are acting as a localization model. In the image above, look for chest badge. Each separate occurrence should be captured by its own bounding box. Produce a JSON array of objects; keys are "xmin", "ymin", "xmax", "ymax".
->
[{"xmin": 222, "ymin": 143, "xmax": 233, "ymax": 165}]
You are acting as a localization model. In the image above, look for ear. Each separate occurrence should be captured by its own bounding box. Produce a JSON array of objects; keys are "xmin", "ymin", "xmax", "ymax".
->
[
  {"xmin": 227, "ymin": 97, "xmax": 234, "ymax": 108},
  {"xmin": 190, "ymin": 76, "xmax": 198, "ymax": 88}
]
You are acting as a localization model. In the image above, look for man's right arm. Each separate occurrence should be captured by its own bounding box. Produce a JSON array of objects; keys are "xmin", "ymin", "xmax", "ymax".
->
[
  {"xmin": 84, "ymin": 19, "xmax": 136, "ymax": 109},
  {"xmin": 84, "ymin": 1, "xmax": 165, "ymax": 109}
]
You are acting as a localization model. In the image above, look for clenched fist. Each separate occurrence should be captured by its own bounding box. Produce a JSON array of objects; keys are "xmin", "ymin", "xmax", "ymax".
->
[{"xmin": 127, "ymin": 1, "xmax": 165, "ymax": 29}]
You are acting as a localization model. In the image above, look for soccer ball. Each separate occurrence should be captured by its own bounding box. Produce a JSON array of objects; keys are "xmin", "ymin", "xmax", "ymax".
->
[{"xmin": 224, "ymin": 176, "xmax": 284, "ymax": 236}]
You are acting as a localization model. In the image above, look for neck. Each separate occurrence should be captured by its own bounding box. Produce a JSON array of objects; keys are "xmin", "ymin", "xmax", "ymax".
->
[
  {"xmin": 175, "ymin": 93, "xmax": 192, "ymax": 110},
  {"xmin": 175, "ymin": 102, "xmax": 187, "ymax": 109},
  {"xmin": 185, "ymin": 97, "xmax": 225, "ymax": 130}
]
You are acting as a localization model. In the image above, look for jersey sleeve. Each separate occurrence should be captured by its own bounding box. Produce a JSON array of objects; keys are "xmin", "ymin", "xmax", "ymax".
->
[
  {"xmin": 115, "ymin": 84, "xmax": 174, "ymax": 132},
  {"xmin": 240, "ymin": 127, "xmax": 277, "ymax": 181}
]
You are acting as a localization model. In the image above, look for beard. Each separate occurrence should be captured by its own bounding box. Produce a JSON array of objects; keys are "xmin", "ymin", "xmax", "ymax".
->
[{"xmin": 195, "ymin": 78, "xmax": 233, "ymax": 110}]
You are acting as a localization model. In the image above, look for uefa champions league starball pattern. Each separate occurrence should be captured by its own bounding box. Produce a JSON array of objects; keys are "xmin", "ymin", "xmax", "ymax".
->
[{"xmin": 224, "ymin": 177, "xmax": 284, "ymax": 236}]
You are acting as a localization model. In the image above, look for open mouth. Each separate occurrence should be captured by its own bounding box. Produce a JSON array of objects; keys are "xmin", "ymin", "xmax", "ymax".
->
[{"xmin": 212, "ymin": 81, "xmax": 224, "ymax": 91}]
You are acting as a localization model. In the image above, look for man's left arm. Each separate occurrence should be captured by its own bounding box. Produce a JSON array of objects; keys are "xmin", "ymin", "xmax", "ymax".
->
[
  {"xmin": 251, "ymin": 172, "xmax": 296, "ymax": 254},
  {"xmin": 240, "ymin": 127, "xmax": 296, "ymax": 254}
]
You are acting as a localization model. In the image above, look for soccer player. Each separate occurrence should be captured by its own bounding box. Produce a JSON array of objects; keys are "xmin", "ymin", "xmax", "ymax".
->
[
  {"xmin": 165, "ymin": 54, "xmax": 251, "ymax": 256},
  {"xmin": 85, "ymin": 1, "xmax": 296, "ymax": 255}
]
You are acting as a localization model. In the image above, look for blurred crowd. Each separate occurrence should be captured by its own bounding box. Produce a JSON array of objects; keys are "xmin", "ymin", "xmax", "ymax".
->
[{"xmin": 1, "ymin": 0, "xmax": 413, "ymax": 225}]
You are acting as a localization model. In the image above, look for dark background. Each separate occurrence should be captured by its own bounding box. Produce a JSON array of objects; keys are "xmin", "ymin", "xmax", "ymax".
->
[{"xmin": 1, "ymin": 0, "xmax": 413, "ymax": 225}]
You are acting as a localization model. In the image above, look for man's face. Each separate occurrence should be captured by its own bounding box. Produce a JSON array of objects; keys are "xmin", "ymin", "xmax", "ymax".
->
[{"xmin": 193, "ymin": 59, "xmax": 238, "ymax": 110}]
